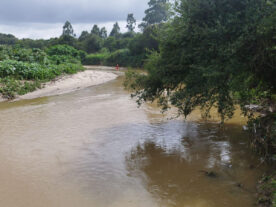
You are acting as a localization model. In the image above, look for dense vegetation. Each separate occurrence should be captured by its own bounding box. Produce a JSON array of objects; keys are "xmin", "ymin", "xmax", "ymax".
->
[
  {"xmin": 0, "ymin": 45, "xmax": 84, "ymax": 99},
  {"xmin": 257, "ymin": 172, "xmax": 276, "ymax": 207},
  {"xmin": 1, "ymin": 0, "xmax": 275, "ymax": 160},
  {"xmin": 0, "ymin": 1, "xmax": 168, "ymax": 68},
  {"xmin": 0, "ymin": 0, "xmax": 170, "ymax": 98},
  {"xmin": 125, "ymin": 0, "xmax": 276, "ymax": 162},
  {"xmin": 126, "ymin": 1, "xmax": 276, "ymax": 204},
  {"xmin": 0, "ymin": 0, "xmax": 275, "ymax": 205},
  {"xmin": 0, "ymin": 0, "xmax": 170, "ymax": 101}
]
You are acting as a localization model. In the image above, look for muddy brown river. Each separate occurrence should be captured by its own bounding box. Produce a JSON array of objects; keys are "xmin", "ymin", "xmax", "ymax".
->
[{"xmin": 0, "ymin": 70, "xmax": 267, "ymax": 207}]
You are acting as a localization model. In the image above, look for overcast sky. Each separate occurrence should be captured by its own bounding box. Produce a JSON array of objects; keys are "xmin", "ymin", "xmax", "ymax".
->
[{"xmin": 0, "ymin": 0, "xmax": 149, "ymax": 39}]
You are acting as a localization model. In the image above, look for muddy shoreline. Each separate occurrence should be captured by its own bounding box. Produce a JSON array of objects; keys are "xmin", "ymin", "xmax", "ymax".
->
[{"xmin": 0, "ymin": 66, "xmax": 118, "ymax": 102}]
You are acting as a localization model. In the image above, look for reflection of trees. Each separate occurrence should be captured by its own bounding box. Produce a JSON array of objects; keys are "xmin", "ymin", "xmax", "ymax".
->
[{"xmin": 125, "ymin": 123, "xmax": 258, "ymax": 207}]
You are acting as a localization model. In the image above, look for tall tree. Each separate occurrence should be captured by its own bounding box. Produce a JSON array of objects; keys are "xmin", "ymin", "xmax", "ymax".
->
[
  {"xmin": 109, "ymin": 22, "xmax": 121, "ymax": 38},
  {"xmin": 126, "ymin": 13, "xmax": 136, "ymax": 32},
  {"xmin": 100, "ymin": 27, "xmax": 107, "ymax": 39},
  {"xmin": 139, "ymin": 0, "xmax": 170, "ymax": 30},
  {"xmin": 78, "ymin": 31, "xmax": 90, "ymax": 41},
  {"xmin": 62, "ymin": 21, "xmax": 75, "ymax": 37},
  {"xmin": 91, "ymin": 25, "xmax": 101, "ymax": 36},
  {"xmin": 0, "ymin": 33, "xmax": 18, "ymax": 45},
  {"xmin": 82, "ymin": 35, "xmax": 102, "ymax": 53},
  {"xmin": 126, "ymin": 0, "xmax": 275, "ymax": 122}
]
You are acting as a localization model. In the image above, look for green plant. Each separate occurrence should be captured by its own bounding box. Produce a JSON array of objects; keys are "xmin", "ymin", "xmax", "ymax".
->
[
  {"xmin": 83, "ymin": 53, "xmax": 109, "ymax": 65},
  {"xmin": 104, "ymin": 49, "xmax": 131, "ymax": 66},
  {"xmin": 0, "ymin": 77, "xmax": 21, "ymax": 99}
]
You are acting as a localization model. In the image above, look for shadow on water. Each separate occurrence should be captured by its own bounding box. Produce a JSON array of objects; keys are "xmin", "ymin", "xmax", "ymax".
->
[
  {"xmin": 124, "ymin": 122, "xmax": 265, "ymax": 207},
  {"xmin": 69, "ymin": 120, "xmax": 265, "ymax": 207}
]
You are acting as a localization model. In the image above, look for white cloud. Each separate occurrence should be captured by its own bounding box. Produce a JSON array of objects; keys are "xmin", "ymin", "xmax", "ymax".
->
[
  {"xmin": 0, "ymin": 0, "xmax": 148, "ymax": 23},
  {"xmin": 0, "ymin": 0, "xmax": 147, "ymax": 39}
]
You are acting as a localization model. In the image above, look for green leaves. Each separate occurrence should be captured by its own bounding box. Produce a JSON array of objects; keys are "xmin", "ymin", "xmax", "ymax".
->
[
  {"xmin": 126, "ymin": 13, "xmax": 137, "ymax": 32},
  {"xmin": 141, "ymin": 0, "xmax": 171, "ymax": 26},
  {"xmin": 128, "ymin": 0, "xmax": 276, "ymax": 123},
  {"xmin": 0, "ymin": 45, "xmax": 84, "ymax": 99},
  {"xmin": 0, "ymin": 45, "xmax": 48, "ymax": 64}
]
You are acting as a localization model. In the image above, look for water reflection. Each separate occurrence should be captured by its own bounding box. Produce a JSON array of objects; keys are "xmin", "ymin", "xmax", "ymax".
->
[
  {"xmin": 126, "ymin": 123, "xmax": 262, "ymax": 207},
  {"xmin": 0, "ymin": 73, "xmax": 266, "ymax": 207}
]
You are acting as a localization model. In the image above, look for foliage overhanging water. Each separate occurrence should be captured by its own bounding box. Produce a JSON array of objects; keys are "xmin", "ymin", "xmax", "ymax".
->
[{"xmin": 0, "ymin": 71, "xmax": 267, "ymax": 207}]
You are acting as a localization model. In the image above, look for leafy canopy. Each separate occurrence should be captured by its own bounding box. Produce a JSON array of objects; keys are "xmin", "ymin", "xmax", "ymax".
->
[
  {"xmin": 110, "ymin": 22, "xmax": 121, "ymax": 38},
  {"xmin": 62, "ymin": 21, "xmax": 75, "ymax": 37},
  {"xmin": 126, "ymin": 0, "xmax": 276, "ymax": 123},
  {"xmin": 126, "ymin": 13, "xmax": 136, "ymax": 32}
]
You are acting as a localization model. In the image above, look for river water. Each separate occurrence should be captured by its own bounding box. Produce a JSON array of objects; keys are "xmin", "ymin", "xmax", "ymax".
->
[{"xmin": 0, "ymin": 70, "xmax": 266, "ymax": 207}]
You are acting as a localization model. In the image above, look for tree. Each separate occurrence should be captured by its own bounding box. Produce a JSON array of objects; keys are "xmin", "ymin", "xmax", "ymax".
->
[
  {"xmin": 127, "ymin": 25, "xmax": 160, "ymax": 66},
  {"xmin": 126, "ymin": 0, "xmax": 276, "ymax": 123},
  {"xmin": 103, "ymin": 36, "xmax": 118, "ymax": 52},
  {"xmin": 126, "ymin": 13, "xmax": 136, "ymax": 32},
  {"xmin": 110, "ymin": 22, "xmax": 121, "ymax": 38},
  {"xmin": 62, "ymin": 21, "xmax": 75, "ymax": 37},
  {"xmin": 0, "ymin": 33, "xmax": 18, "ymax": 45},
  {"xmin": 139, "ymin": 0, "xmax": 170, "ymax": 30},
  {"xmin": 91, "ymin": 25, "xmax": 100, "ymax": 36},
  {"xmin": 82, "ymin": 35, "xmax": 102, "ymax": 53},
  {"xmin": 100, "ymin": 27, "xmax": 107, "ymax": 39},
  {"xmin": 78, "ymin": 31, "xmax": 90, "ymax": 41}
]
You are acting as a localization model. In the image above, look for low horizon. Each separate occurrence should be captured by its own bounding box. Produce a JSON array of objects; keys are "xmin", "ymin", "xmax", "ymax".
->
[
  {"xmin": 0, "ymin": 21, "xmax": 141, "ymax": 40},
  {"xmin": 0, "ymin": 0, "xmax": 148, "ymax": 39}
]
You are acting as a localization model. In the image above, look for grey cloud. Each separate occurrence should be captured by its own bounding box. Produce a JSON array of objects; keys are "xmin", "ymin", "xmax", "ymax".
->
[{"xmin": 0, "ymin": 0, "xmax": 148, "ymax": 24}]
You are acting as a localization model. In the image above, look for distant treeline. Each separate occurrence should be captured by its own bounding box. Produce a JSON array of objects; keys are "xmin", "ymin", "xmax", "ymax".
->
[{"xmin": 0, "ymin": 0, "xmax": 171, "ymax": 68}]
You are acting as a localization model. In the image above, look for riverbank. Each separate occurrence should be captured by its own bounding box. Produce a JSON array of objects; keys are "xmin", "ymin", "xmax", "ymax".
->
[
  {"xmin": 17, "ymin": 69, "xmax": 118, "ymax": 100},
  {"xmin": 0, "ymin": 68, "xmax": 118, "ymax": 102}
]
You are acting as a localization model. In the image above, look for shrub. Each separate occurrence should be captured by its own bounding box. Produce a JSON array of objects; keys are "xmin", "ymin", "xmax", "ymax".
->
[
  {"xmin": 0, "ymin": 77, "xmax": 20, "ymax": 99},
  {"xmin": 0, "ymin": 60, "xmax": 83, "ymax": 80},
  {"xmin": 46, "ymin": 44, "xmax": 85, "ymax": 65},
  {"xmin": 0, "ymin": 45, "xmax": 85, "ymax": 99},
  {"xmin": 46, "ymin": 44, "xmax": 80, "ymax": 57},
  {"xmin": 83, "ymin": 49, "xmax": 144, "ymax": 67},
  {"xmin": 104, "ymin": 49, "xmax": 131, "ymax": 66},
  {"xmin": 0, "ymin": 46, "xmax": 49, "ymax": 64},
  {"xmin": 83, "ymin": 53, "xmax": 109, "ymax": 65},
  {"xmin": 0, "ymin": 77, "xmax": 41, "ymax": 99}
]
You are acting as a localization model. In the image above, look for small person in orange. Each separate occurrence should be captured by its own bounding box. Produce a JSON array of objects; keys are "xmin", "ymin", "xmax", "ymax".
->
[{"xmin": 116, "ymin": 64, "xmax": 119, "ymax": 71}]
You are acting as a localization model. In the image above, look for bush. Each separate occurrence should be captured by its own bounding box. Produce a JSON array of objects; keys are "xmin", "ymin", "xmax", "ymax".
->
[
  {"xmin": 0, "ymin": 45, "xmax": 85, "ymax": 99},
  {"xmin": 46, "ymin": 44, "xmax": 85, "ymax": 65},
  {"xmin": 0, "ymin": 46, "xmax": 49, "ymax": 64},
  {"xmin": 46, "ymin": 44, "xmax": 80, "ymax": 57},
  {"xmin": 0, "ymin": 77, "xmax": 20, "ymax": 99},
  {"xmin": 0, "ymin": 60, "xmax": 52, "ymax": 80},
  {"xmin": 0, "ymin": 60, "xmax": 83, "ymax": 80},
  {"xmin": 0, "ymin": 77, "xmax": 41, "ymax": 99},
  {"xmin": 104, "ymin": 49, "xmax": 131, "ymax": 66},
  {"xmin": 83, "ymin": 49, "xmax": 144, "ymax": 67},
  {"xmin": 48, "ymin": 55, "xmax": 80, "ymax": 65},
  {"xmin": 83, "ymin": 53, "xmax": 109, "ymax": 65}
]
